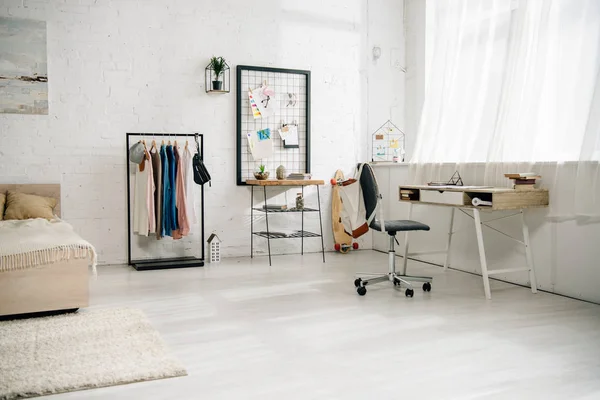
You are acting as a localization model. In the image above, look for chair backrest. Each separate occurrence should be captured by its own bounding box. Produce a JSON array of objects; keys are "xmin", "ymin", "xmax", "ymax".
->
[{"xmin": 358, "ymin": 163, "xmax": 379, "ymax": 223}]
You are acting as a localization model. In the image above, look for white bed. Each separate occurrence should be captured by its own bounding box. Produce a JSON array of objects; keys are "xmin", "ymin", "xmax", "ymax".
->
[{"xmin": 0, "ymin": 184, "xmax": 94, "ymax": 317}]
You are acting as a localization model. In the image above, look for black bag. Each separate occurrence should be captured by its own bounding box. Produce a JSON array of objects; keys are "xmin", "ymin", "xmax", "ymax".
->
[{"xmin": 193, "ymin": 134, "xmax": 211, "ymax": 186}]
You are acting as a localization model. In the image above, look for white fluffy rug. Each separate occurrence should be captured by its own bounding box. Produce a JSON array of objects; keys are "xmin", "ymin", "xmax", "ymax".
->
[{"xmin": 0, "ymin": 308, "xmax": 186, "ymax": 399}]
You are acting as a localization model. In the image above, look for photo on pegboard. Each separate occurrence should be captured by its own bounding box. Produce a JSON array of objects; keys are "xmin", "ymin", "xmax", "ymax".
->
[
  {"xmin": 252, "ymin": 84, "xmax": 278, "ymax": 118},
  {"xmin": 246, "ymin": 130, "xmax": 273, "ymax": 160}
]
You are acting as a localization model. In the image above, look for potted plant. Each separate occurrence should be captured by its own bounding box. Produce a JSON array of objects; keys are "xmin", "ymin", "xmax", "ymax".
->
[
  {"xmin": 209, "ymin": 56, "xmax": 226, "ymax": 91},
  {"xmin": 254, "ymin": 164, "xmax": 269, "ymax": 180}
]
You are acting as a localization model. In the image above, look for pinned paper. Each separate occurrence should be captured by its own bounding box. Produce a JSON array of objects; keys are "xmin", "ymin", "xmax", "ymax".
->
[
  {"xmin": 248, "ymin": 91, "xmax": 262, "ymax": 119},
  {"xmin": 247, "ymin": 131, "xmax": 273, "ymax": 160},
  {"xmin": 253, "ymin": 85, "xmax": 278, "ymax": 118},
  {"xmin": 257, "ymin": 128, "xmax": 271, "ymax": 141},
  {"xmin": 283, "ymin": 125, "xmax": 299, "ymax": 148},
  {"xmin": 390, "ymin": 138, "xmax": 400, "ymax": 149},
  {"xmin": 375, "ymin": 134, "xmax": 384, "ymax": 140},
  {"xmin": 278, "ymin": 125, "xmax": 290, "ymax": 140}
]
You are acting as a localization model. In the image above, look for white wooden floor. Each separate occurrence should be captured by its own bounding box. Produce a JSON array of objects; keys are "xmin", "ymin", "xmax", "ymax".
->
[{"xmin": 48, "ymin": 251, "xmax": 600, "ymax": 400}]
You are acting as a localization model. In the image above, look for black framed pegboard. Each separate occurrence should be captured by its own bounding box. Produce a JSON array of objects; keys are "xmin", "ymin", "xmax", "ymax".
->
[{"xmin": 236, "ymin": 65, "xmax": 311, "ymax": 185}]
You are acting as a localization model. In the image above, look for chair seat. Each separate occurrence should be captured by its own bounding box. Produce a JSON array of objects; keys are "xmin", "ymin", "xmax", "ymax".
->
[{"xmin": 371, "ymin": 219, "xmax": 430, "ymax": 234}]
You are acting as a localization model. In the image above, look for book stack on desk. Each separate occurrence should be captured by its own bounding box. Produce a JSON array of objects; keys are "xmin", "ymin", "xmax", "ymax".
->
[
  {"xmin": 287, "ymin": 173, "xmax": 312, "ymax": 180},
  {"xmin": 504, "ymin": 173, "xmax": 541, "ymax": 191}
]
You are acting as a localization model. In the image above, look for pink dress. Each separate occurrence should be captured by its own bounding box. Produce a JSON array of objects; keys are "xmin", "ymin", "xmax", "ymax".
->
[
  {"xmin": 172, "ymin": 146, "xmax": 189, "ymax": 239},
  {"xmin": 133, "ymin": 151, "xmax": 156, "ymax": 236}
]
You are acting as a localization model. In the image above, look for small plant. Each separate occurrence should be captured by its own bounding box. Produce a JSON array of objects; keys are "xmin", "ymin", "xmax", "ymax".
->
[
  {"xmin": 254, "ymin": 164, "xmax": 269, "ymax": 180},
  {"xmin": 210, "ymin": 56, "xmax": 227, "ymax": 79}
]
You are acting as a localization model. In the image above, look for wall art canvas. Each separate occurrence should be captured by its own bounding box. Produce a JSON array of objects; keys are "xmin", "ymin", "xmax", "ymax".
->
[{"xmin": 0, "ymin": 17, "xmax": 48, "ymax": 115}]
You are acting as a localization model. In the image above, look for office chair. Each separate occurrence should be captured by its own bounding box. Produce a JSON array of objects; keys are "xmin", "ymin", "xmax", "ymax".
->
[{"xmin": 353, "ymin": 163, "xmax": 433, "ymax": 297}]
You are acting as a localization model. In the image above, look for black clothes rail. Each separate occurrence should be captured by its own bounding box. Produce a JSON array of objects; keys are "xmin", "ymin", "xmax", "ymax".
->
[{"xmin": 126, "ymin": 132, "xmax": 205, "ymax": 271}]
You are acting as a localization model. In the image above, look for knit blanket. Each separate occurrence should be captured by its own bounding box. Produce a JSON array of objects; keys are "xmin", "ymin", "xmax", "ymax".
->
[{"xmin": 0, "ymin": 218, "xmax": 97, "ymax": 274}]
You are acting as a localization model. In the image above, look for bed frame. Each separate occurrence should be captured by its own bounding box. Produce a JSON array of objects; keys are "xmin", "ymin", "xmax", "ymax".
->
[{"xmin": 0, "ymin": 184, "xmax": 89, "ymax": 317}]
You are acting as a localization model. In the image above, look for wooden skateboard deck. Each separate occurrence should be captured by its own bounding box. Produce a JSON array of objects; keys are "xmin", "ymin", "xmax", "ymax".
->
[{"xmin": 331, "ymin": 170, "xmax": 354, "ymax": 253}]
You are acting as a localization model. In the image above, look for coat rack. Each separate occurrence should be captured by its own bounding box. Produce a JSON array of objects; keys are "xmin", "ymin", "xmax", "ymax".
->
[{"xmin": 125, "ymin": 132, "xmax": 205, "ymax": 271}]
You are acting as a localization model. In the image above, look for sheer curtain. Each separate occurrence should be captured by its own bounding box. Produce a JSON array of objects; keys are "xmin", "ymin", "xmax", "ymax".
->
[{"xmin": 410, "ymin": 0, "xmax": 600, "ymax": 218}]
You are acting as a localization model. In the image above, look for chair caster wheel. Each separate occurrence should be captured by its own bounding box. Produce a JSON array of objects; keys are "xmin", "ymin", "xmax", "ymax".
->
[
  {"xmin": 393, "ymin": 278, "xmax": 400, "ymax": 286},
  {"xmin": 354, "ymin": 278, "xmax": 362, "ymax": 288},
  {"xmin": 405, "ymin": 288, "xmax": 414, "ymax": 297},
  {"xmin": 357, "ymin": 287, "xmax": 367, "ymax": 296},
  {"xmin": 423, "ymin": 282, "xmax": 432, "ymax": 292}
]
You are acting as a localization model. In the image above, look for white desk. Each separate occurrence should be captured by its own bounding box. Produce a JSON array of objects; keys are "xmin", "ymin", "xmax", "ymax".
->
[{"xmin": 399, "ymin": 185, "xmax": 549, "ymax": 299}]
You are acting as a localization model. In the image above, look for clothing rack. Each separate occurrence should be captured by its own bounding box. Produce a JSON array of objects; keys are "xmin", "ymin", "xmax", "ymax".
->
[{"xmin": 126, "ymin": 132, "xmax": 205, "ymax": 271}]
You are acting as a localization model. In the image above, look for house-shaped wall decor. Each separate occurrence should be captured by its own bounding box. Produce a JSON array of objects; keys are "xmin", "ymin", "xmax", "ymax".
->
[{"xmin": 207, "ymin": 233, "xmax": 221, "ymax": 263}]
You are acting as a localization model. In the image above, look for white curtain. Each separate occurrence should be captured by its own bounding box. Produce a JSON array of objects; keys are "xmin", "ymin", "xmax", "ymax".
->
[{"xmin": 410, "ymin": 0, "xmax": 600, "ymax": 219}]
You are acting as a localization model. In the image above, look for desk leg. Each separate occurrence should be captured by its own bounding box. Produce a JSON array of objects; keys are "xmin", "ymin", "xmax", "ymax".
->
[
  {"xmin": 444, "ymin": 208, "xmax": 455, "ymax": 271},
  {"xmin": 251, "ymin": 186, "xmax": 254, "ymax": 258},
  {"xmin": 521, "ymin": 210, "xmax": 538, "ymax": 294},
  {"xmin": 473, "ymin": 208, "xmax": 492, "ymax": 300},
  {"xmin": 401, "ymin": 203, "xmax": 413, "ymax": 275},
  {"xmin": 317, "ymin": 185, "xmax": 325, "ymax": 263},
  {"xmin": 264, "ymin": 186, "xmax": 272, "ymax": 266},
  {"xmin": 301, "ymin": 186, "xmax": 304, "ymax": 255}
]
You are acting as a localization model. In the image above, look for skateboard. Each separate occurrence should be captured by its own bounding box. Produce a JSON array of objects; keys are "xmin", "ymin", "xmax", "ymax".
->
[{"xmin": 331, "ymin": 170, "xmax": 359, "ymax": 254}]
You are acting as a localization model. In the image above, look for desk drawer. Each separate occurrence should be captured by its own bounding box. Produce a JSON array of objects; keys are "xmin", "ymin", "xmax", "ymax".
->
[{"xmin": 420, "ymin": 190, "xmax": 466, "ymax": 205}]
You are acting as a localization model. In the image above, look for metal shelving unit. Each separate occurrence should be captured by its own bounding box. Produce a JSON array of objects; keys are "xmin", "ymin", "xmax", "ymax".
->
[{"xmin": 248, "ymin": 179, "xmax": 325, "ymax": 266}]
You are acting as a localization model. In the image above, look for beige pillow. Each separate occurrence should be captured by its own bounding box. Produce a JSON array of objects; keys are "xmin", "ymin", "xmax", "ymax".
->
[
  {"xmin": 0, "ymin": 192, "xmax": 5, "ymax": 221},
  {"xmin": 3, "ymin": 191, "xmax": 57, "ymax": 221}
]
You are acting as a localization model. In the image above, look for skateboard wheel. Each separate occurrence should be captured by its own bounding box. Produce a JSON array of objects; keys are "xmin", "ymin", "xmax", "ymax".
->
[
  {"xmin": 334, "ymin": 243, "xmax": 341, "ymax": 251},
  {"xmin": 352, "ymin": 242, "xmax": 359, "ymax": 250},
  {"xmin": 330, "ymin": 178, "xmax": 337, "ymax": 186}
]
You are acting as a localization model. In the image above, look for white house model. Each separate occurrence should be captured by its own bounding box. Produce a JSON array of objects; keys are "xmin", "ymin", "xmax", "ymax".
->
[{"xmin": 207, "ymin": 233, "xmax": 221, "ymax": 263}]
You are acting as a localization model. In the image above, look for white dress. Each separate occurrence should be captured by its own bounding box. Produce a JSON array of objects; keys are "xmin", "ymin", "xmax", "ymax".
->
[
  {"xmin": 182, "ymin": 147, "xmax": 197, "ymax": 224},
  {"xmin": 133, "ymin": 156, "xmax": 155, "ymax": 236}
]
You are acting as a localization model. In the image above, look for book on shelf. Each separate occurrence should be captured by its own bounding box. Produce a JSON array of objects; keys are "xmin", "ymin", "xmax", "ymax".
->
[
  {"xmin": 514, "ymin": 184, "xmax": 536, "ymax": 191},
  {"xmin": 504, "ymin": 172, "xmax": 541, "ymax": 179},
  {"xmin": 287, "ymin": 173, "xmax": 312, "ymax": 180},
  {"xmin": 262, "ymin": 204, "xmax": 288, "ymax": 210},
  {"xmin": 514, "ymin": 178, "xmax": 538, "ymax": 184}
]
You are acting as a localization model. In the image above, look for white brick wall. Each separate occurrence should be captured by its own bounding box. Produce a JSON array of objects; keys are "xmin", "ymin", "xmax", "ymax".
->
[{"xmin": 0, "ymin": 0, "xmax": 404, "ymax": 265}]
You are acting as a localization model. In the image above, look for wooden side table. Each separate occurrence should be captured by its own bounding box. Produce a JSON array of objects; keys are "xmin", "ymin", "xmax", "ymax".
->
[{"xmin": 247, "ymin": 179, "xmax": 326, "ymax": 266}]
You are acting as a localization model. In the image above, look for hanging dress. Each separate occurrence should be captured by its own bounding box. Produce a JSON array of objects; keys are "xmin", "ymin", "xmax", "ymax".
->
[
  {"xmin": 165, "ymin": 145, "xmax": 179, "ymax": 234},
  {"xmin": 151, "ymin": 146, "xmax": 162, "ymax": 239},
  {"xmin": 172, "ymin": 146, "xmax": 190, "ymax": 239},
  {"xmin": 147, "ymin": 153, "xmax": 156, "ymax": 235},
  {"xmin": 161, "ymin": 144, "xmax": 172, "ymax": 237},
  {"xmin": 133, "ymin": 151, "xmax": 154, "ymax": 236}
]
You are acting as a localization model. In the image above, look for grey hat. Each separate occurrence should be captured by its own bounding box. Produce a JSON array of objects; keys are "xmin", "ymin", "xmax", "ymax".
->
[{"xmin": 129, "ymin": 141, "xmax": 145, "ymax": 164}]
